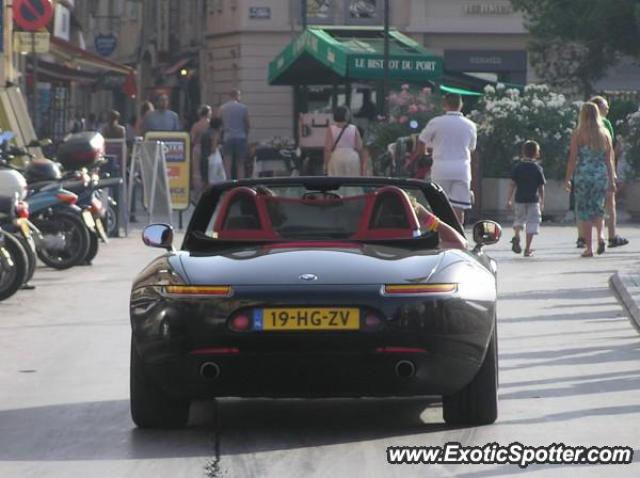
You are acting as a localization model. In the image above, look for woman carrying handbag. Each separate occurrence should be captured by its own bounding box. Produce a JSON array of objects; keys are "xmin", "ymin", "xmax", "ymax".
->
[{"xmin": 324, "ymin": 106, "xmax": 365, "ymax": 176}]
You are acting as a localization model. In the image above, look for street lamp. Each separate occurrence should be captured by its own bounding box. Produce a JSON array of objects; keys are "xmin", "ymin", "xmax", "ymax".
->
[
  {"xmin": 383, "ymin": 0, "xmax": 390, "ymax": 117},
  {"xmin": 302, "ymin": 0, "xmax": 307, "ymax": 29}
]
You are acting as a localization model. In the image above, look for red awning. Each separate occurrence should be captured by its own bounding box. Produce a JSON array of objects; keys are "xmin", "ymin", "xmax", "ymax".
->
[
  {"xmin": 50, "ymin": 37, "xmax": 134, "ymax": 76},
  {"xmin": 27, "ymin": 59, "xmax": 98, "ymax": 83}
]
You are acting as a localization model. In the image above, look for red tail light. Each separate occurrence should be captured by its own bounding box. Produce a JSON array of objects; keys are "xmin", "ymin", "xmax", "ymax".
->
[
  {"xmin": 382, "ymin": 284, "xmax": 457, "ymax": 296},
  {"xmin": 15, "ymin": 201, "xmax": 29, "ymax": 219},
  {"xmin": 56, "ymin": 192, "xmax": 78, "ymax": 204},
  {"xmin": 229, "ymin": 314, "xmax": 252, "ymax": 332}
]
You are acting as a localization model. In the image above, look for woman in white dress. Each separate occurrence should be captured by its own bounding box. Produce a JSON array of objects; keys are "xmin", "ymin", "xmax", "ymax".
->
[{"xmin": 324, "ymin": 106, "xmax": 365, "ymax": 176}]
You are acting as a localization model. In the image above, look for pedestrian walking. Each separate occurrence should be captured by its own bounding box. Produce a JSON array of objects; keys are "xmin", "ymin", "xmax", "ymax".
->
[
  {"xmin": 416, "ymin": 93, "xmax": 477, "ymax": 225},
  {"xmin": 590, "ymin": 95, "xmax": 629, "ymax": 248},
  {"xmin": 201, "ymin": 117, "xmax": 225, "ymax": 185},
  {"xmin": 101, "ymin": 110, "xmax": 126, "ymax": 139},
  {"xmin": 506, "ymin": 141, "xmax": 546, "ymax": 257},
  {"xmin": 564, "ymin": 102, "xmax": 616, "ymax": 257},
  {"xmin": 190, "ymin": 105, "xmax": 212, "ymax": 193},
  {"xmin": 141, "ymin": 94, "xmax": 181, "ymax": 134},
  {"xmin": 323, "ymin": 106, "xmax": 365, "ymax": 176},
  {"xmin": 220, "ymin": 89, "xmax": 250, "ymax": 179}
]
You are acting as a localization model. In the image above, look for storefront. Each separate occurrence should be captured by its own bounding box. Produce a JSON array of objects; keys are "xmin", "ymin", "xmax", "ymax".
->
[
  {"xmin": 26, "ymin": 38, "xmax": 135, "ymax": 142},
  {"xmin": 444, "ymin": 49, "xmax": 528, "ymax": 85},
  {"xmin": 269, "ymin": 26, "xmax": 445, "ymax": 143}
]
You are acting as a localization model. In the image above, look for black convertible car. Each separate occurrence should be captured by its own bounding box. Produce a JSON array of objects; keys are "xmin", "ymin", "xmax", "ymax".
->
[{"xmin": 130, "ymin": 177, "xmax": 501, "ymax": 428}]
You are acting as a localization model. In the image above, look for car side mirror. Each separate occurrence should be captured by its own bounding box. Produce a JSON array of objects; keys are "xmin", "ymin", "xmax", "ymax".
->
[
  {"xmin": 142, "ymin": 224, "xmax": 174, "ymax": 251},
  {"xmin": 473, "ymin": 220, "xmax": 502, "ymax": 247}
]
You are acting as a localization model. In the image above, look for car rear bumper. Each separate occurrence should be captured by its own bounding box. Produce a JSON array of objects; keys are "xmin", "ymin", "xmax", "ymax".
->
[
  {"xmin": 131, "ymin": 286, "xmax": 496, "ymax": 399},
  {"xmin": 136, "ymin": 348, "xmax": 483, "ymax": 399}
]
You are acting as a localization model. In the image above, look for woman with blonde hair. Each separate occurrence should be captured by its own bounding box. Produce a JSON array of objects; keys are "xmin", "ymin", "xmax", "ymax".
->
[{"xmin": 564, "ymin": 102, "xmax": 616, "ymax": 257}]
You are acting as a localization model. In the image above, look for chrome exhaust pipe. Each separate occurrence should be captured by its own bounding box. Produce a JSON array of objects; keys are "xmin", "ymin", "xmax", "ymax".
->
[
  {"xmin": 395, "ymin": 360, "xmax": 416, "ymax": 378},
  {"xmin": 199, "ymin": 362, "xmax": 220, "ymax": 380}
]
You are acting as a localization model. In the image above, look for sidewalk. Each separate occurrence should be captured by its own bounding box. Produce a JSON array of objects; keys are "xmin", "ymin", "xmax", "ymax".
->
[
  {"xmin": 607, "ymin": 224, "xmax": 640, "ymax": 332},
  {"xmin": 610, "ymin": 272, "xmax": 640, "ymax": 332}
]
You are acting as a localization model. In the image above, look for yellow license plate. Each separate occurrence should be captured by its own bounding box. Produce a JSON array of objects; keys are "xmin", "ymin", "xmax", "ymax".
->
[
  {"xmin": 17, "ymin": 218, "xmax": 31, "ymax": 238},
  {"xmin": 257, "ymin": 308, "xmax": 360, "ymax": 331}
]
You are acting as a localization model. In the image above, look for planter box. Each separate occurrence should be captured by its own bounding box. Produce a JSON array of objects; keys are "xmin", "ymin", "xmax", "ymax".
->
[
  {"xmin": 480, "ymin": 178, "xmax": 570, "ymax": 222},
  {"xmin": 622, "ymin": 180, "xmax": 640, "ymax": 221}
]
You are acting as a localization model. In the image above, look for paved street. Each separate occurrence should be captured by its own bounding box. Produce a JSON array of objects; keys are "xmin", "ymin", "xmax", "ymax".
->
[{"xmin": 0, "ymin": 224, "xmax": 639, "ymax": 478}]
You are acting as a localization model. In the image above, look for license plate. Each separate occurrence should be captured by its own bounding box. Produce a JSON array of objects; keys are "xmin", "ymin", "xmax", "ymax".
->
[
  {"xmin": 256, "ymin": 308, "xmax": 360, "ymax": 331},
  {"xmin": 82, "ymin": 210, "xmax": 96, "ymax": 229},
  {"xmin": 17, "ymin": 218, "xmax": 31, "ymax": 238}
]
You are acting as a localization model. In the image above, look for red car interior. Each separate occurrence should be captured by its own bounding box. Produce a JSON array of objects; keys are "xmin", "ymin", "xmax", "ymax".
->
[{"xmin": 214, "ymin": 185, "xmax": 425, "ymax": 241}]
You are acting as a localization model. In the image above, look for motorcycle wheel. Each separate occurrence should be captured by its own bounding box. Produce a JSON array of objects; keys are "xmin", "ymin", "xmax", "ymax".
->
[
  {"xmin": 106, "ymin": 202, "xmax": 118, "ymax": 237},
  {"xmin": 0, "ymin": 233, "xmax": 28, "ymax": 301},
  {"xmin": 84, "ymin": 231, "xmax": 99, "ymax": 265},
  {"xmin": 34, "ymin": 211, "xmax": 91, "ymax": 270},
  {"xmin": 15, "ymin": 234, "xmax": 37, "ymax": 284}
]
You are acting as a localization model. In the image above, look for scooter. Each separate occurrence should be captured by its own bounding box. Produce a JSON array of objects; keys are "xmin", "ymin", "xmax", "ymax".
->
[
  {"xmin": 0, "ymin": 141, "xmax": 92, "ymax": 270},
  {"xmin": 4, "ymin": 132, "xmax": 115, "ymax": 267},
  {"xmin": 25, "ymin": 183, "xmax": 92, "ymax": 270}
]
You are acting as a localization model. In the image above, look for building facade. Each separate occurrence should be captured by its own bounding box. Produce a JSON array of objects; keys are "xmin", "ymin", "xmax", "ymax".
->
[{"xmin": 200, "ymin": 0, "xmax": 532, "ymax": 142}]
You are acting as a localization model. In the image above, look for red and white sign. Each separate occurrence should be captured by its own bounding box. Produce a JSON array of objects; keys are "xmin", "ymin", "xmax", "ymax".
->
[{"xmin": 13, "ymin": 0, "xmax": 54, "ymax": 32}]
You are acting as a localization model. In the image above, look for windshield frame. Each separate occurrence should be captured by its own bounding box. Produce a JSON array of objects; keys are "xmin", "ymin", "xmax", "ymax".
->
[{"xmin": 182, "ymin": 177, "xmax": 463, "ymax": 252}]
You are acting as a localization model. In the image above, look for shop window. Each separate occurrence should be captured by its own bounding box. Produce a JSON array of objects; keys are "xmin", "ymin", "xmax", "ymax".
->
[
  {"xmin": 298, "ymin": 0, "xmax": 337, "ymax": 25},
  {"xmin": 345, "ymin": 0, "xmax": 383, "ymax": 25}
]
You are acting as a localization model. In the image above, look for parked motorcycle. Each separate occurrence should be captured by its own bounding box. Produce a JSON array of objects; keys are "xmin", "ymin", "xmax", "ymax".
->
[
  {"xmin": 3, "ymin": 132, "xmax": 114, "ymax": 268},
  {"xmin": 0, "ymin": 201, "xmax": 29, "ymax": 301},
  {"xmin": 0, "ymin": 194, "xmax": 36, "ymax": 287}
]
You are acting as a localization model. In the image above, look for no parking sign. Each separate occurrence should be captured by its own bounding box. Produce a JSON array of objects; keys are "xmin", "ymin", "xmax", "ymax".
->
[{"xmin": 13, "ymin": 0, "xmax": 54, "ymax": 31}]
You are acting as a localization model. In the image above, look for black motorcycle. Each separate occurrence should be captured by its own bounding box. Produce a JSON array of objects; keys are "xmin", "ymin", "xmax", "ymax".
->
[{"xmin": 0, "ymin": 198, "xmax": 30, "ymax": 300}]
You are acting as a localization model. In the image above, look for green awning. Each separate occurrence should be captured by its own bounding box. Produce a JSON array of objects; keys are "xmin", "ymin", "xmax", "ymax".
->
[{"xmin": 269, "ymin": 27, "xmax": 443, "ymax": 85}]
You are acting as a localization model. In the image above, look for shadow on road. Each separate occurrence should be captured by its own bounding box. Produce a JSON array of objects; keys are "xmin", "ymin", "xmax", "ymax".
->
[{"xmin": 0, "ymin": 396, "xmax": 451, "ymax": 461}]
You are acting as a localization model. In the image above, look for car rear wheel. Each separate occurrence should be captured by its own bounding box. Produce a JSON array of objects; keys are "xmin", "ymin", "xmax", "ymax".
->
[
  {"xmin": 442, "ymin": 325, "xmax": 498, "ymax": 426},
  {"xmin": 130, "ymin": 338, "xmax": 190, "ymax": 428}
]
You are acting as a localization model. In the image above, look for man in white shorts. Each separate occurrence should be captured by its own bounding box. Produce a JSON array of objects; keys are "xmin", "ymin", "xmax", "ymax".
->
[{"xmin": 416, "ymin": 93, "xmax": 477, "ymax": 224}]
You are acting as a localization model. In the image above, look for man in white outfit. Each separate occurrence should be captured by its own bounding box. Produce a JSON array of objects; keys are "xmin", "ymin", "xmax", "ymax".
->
[{"xmin": 416, "ymin": 93, "xmax": 477, "ymax": 224}]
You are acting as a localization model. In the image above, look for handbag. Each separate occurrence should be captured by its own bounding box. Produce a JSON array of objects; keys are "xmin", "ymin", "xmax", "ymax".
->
[{"xmin": 208, "ymin": 148, "xmax": 226, "ymax": 183}]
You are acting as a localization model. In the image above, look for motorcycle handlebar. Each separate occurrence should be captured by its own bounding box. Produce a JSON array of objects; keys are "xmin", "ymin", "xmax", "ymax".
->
[{"xmin": 96, "ymin": 177, "xmax": 123, "ymax": 188}]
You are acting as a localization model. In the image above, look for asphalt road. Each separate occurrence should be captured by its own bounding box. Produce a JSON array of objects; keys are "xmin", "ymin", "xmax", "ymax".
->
[{"xmin": 1, "ymin": 225, "xmax": 639, "ymax": 477}]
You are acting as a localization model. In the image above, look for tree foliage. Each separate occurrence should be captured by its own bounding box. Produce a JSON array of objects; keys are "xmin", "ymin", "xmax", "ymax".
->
[{"xmin": 510, "ymin": 0, "xmax": 640, "ymax": 97}]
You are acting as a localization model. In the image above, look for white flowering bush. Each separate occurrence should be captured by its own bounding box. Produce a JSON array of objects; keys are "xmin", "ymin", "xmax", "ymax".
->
[
  {"xmin": 625, "ymin": 108, "xmax": 640, "ymax": 177},
  {"xmin": 470, "ymin": 83, "xmax": 579, "ymax": 179}
]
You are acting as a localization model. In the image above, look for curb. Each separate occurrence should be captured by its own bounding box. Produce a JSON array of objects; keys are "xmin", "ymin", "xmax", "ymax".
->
[{"xmin": 609, "ymin": 272, "xmax": 640, "ymax": 333}]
